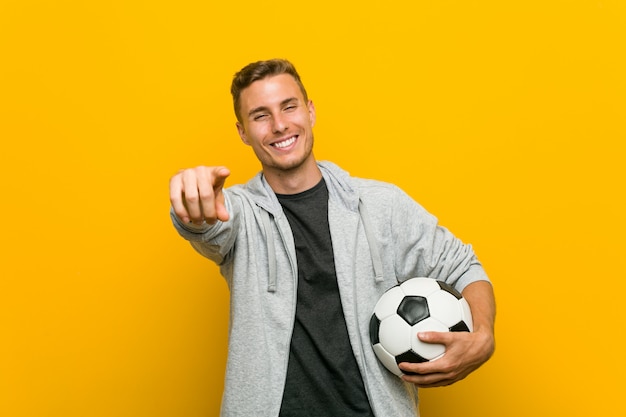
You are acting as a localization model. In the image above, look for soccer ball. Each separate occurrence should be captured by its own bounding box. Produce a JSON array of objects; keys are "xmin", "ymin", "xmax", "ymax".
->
[{"xmin": 369, "ymin": 277, "xmax": 473, "ymax": 376}]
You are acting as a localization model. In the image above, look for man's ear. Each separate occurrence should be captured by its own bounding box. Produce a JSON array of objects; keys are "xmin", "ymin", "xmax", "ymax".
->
[
  {"xmin": 308, "ymin": 100, "xmax": 316, "ymax": 128},
  {"xmin": 236, "ymin": 122, "xmax": 249, "ymax": 145}
]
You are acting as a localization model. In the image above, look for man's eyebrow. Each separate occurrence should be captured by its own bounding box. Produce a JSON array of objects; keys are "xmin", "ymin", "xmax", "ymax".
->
[
  {"xmin": 247, "ymin": 97, "xmax": 299, "ymax": 117},
  {"xmin": 280, "ymin": 97, "xmax": 299, "ymax": 106},
  {"xmin": 248, "ymin": 105, "xmax": 268, "ymax": 117}
]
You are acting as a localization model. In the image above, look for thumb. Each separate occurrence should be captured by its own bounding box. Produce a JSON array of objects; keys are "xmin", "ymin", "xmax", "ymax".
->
[{"xmin": 418, "ymin": 331, "xmax": 451, "ymax": 345}]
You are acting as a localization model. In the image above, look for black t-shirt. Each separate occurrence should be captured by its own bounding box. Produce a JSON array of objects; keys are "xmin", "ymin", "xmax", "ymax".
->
[{"xmin": 276, "ymin": 179, "xmax": 374, "ymax": 417}]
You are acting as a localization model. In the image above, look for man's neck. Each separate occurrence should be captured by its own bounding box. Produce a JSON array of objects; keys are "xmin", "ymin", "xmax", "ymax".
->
[{"xmin": 263, "ymin": 160, "xmax": 322, "ymax": 195}]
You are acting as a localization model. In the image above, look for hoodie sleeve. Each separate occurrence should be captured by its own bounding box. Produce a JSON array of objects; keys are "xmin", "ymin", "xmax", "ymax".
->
[
  {"xmin": 169, "ymin": 189, "xmax": 240, "ymax": 266},
  {"xmin": 389, "ymin": 186, "xmax": 490, "ymax": 292}
]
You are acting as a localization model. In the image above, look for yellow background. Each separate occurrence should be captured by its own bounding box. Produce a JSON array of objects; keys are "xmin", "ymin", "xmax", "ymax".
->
[{"xmin": 1, "ymin": 0, "xmax": 625, "ymax": 416}]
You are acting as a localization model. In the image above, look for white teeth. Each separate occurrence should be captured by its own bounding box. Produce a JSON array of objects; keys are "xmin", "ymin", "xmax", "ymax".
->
[{"xmin": 273, "ymin": 137, "xmax": 296, "ymax": 148}]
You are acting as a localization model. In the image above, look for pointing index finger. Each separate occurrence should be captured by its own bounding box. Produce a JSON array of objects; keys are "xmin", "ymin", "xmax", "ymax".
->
[{"xmin": 212, "ymin": 166, "xmax": 230, "ymax": 190}]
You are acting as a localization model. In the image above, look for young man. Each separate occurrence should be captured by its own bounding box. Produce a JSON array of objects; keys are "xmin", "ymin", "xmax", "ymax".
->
[{"xmin": 169, "ymin": 59, "xmax": 495, "ymax": 417}]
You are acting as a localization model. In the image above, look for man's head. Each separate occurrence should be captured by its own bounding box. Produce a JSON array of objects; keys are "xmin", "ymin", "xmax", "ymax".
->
[
  {"xmin": 231, "ymin": 60, "xmax": 318, "ymax": 192},
  {"xmin": 231, "ymin": 59, "xmax": 309, "ymax": 123}
]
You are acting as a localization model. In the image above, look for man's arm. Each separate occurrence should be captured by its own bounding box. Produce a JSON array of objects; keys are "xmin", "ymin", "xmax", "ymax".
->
[{"xmin": 399, "ymin": 280, "xmax": 496, "ymax": 387}]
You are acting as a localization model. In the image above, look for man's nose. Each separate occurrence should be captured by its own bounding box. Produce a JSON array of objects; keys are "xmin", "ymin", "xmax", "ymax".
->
[{"xmin": 271, "ymin": 113, "xmax": 288, "ymax": 133}]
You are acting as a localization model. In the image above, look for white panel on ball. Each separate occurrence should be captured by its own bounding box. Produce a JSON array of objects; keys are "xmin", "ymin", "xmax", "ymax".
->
[
  {"xmin": 460, "ymin": 299, "xmax": 474, "ymax": 331},
  {"xmin": 411, "ymin": 318, "xmax": 448, "ymax": 360},
  {"xmin": 374, "ymin": 286, "xmax": 406, "ymax": 320},
  {"xmin": 378, "ymin": 315, "xmax": 412, "ymax": 356},
  {"xmin": 427, "ymin": 290, "xmax": 463, "ymax": 328},
  {"xmin": 372, "ymin": 344, "xmax": 403, "ymax": 376},
  {"xmin": 399, "ymin": 277, "xmax": 440, "ymax": 297}
]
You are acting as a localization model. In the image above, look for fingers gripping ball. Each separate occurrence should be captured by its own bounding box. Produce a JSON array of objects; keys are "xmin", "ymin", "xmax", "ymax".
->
[{"xmin": 369, "ymin": 277, "xmax": 473, "ymax": 377}]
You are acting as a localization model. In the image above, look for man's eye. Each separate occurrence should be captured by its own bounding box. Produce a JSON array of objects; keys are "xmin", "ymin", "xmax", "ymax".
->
[
  {"xmin": 254, "ymin": 114, "xmax": 268, "ymax": 121},
  {"xmin": 284, "ymin": 105, "xmax": 297, "ymax": 111}
]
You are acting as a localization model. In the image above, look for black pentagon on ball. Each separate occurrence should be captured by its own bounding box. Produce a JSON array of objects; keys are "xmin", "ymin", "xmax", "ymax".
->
[
  {"xmin": 436, "ymin": 280, "xmax": 463, "ymax": 300},
  {"xmin": 369, "ymin": 314, "xmax": 381, "ymax": 345},
  {"xmin": 395, "ymin": 350, "xmax": 429, "ymax": 374},
  {"xmin": 449, "ymin": 320, "xmax": 471, "ymax": 332},
  {"xmin": 397, "ymin": 296, "xmax": 429, "ymax": 326}
]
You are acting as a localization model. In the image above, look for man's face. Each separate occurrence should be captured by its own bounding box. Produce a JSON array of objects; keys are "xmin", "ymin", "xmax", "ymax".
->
[{"xmin": 236, "ymin": 74, "xmax": 316, "ymax": 175}]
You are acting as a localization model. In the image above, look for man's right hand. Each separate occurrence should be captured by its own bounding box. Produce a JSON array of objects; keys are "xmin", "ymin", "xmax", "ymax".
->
[{"xmin": 169, "ymin": 166, "xmax": 231, "ymax": 225}]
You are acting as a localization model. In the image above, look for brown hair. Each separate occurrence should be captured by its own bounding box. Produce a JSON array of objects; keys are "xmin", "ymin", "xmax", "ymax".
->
[{"xmin": 231, "ymin": 59, "xmax": 309, "ymax": 122}]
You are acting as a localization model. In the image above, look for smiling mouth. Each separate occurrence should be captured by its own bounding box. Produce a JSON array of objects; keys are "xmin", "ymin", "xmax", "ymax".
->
[{"xmin": 271, "ymin": 136, "xmax": 297, "ymax": 149}]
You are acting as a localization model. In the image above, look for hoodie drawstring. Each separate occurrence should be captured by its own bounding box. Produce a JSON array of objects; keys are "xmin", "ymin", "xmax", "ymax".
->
[
  {"xmin": 260, "ymin": 209, "xmax": 277, "ymax": 293},
  {"xmin": 358, "ymin": 199, "xmax": 385, "ymax": 283}
]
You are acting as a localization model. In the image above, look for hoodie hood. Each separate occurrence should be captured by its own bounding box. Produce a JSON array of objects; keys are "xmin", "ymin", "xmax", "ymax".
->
[{"xmin": 247, "ymin": 161, "xmax": 385, "ymax": 292}]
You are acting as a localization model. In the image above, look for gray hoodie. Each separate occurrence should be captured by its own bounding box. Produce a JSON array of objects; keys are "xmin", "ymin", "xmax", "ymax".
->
[{"xmin": 171, "ymin": 161, "xmax": 490, "ymax": 417}]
